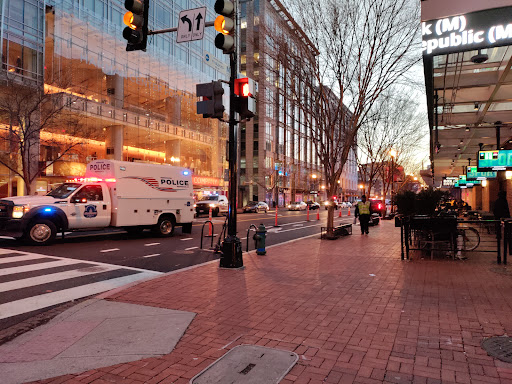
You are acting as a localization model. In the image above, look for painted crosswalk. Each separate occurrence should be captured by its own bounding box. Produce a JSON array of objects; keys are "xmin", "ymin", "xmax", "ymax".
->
[{"xmin": 0, "ymin": 249, "xmax": 162, "ymax": 320}]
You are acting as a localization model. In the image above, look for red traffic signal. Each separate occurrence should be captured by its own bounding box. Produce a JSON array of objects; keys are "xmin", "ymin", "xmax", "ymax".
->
[{"xmin": 234, "ymin": 78, "xmax": 253, "ymax": 97}]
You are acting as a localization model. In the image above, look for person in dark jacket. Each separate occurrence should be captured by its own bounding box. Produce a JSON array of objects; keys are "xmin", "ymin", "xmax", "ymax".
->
[{"xmin": 493, "ymin": 191, "xmax": 511, "ymax": 220}]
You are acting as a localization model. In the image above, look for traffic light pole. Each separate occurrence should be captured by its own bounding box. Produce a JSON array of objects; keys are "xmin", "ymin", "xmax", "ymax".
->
[{"xmin": 219, "ymin": 3, "xmax": 243, "ymax": 269}]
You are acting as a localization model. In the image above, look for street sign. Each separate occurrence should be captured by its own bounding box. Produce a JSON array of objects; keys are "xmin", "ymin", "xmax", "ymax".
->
[
  {"xmin": 203, "ymin": 51, "xmax": 230, "ymax": 75},
  {"xmin": 177, "ymin": 7, "xmax": 206, "ymax": 43}
]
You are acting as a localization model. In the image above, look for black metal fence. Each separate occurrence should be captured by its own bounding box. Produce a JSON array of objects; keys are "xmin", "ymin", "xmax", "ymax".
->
[{"xmin": 397, "ymin": 215, "xmax": 510, "ymax": 264}]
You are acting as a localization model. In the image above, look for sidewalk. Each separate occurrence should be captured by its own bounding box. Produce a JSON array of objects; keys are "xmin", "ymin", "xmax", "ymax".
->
[{"xmin": 5, "ymin": 220, "xmax": 512, "ymax": 383}]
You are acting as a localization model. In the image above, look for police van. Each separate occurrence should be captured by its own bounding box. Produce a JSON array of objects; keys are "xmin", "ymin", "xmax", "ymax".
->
[{"xmin": 0, "ymin": 160, "xmax": 194, "ymax": 245}]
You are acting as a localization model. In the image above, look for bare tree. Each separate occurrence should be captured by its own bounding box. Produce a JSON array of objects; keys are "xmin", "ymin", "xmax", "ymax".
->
[
  {"xmin": 358, "ymin": 90, "xmax": 427, "ymax": 198},
  {"xmin": 285, "ymin": 0, "xmax": 420, "ymax": 235},
  {"xmin": 0, "ymin": 72, "xmax": 87, "ymax": 195}
]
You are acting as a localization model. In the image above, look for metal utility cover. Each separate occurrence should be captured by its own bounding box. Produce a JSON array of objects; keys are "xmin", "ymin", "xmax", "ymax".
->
[
  {"xmin": 190, "ymin": 345, "xmax": 298, "ymax": 384},
  {"xmin": 481, "ymin": 336, "xmax": 512, "ymax": 363}
]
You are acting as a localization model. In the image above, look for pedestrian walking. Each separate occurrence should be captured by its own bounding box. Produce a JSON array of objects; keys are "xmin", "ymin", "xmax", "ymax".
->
[
  {"xmin": 355, "ymin": 195, "xmax": 371, "ymax": 235},
  {"xmin": 493, "ymin": 190, "xmax": 510, "ymax": 220}
]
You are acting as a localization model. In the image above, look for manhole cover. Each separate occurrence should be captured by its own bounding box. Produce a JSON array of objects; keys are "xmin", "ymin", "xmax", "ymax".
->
[
  {"xmin": 190, "ymin": 345, "xmax": 298, "ymax": 384},
  {"xmin": 481, "ymin": 336, "xmax": 512, "ymax": 362}
]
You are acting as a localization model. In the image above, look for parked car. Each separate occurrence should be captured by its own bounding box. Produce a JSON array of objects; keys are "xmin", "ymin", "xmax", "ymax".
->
[
  {"xmin": 243, "ymin": 201, "xmax": 269, "ymax": 213},
  {"xmin": 339, "ymin": 202, "xmax": 348, "ymax": 208},
  {"xmin": 306, "ymin": 201, "xmax": 320, "ymax": 210},
  {"xmin": 195, "ymin": 195, "xmax": 229, "ymax": 216},
  {"xmin": 369, "ymin": 199, "xmax": 386, "ymax": 217},
  {"xmin": 345, "ymin": 202, "xmax": 353, "ymax": 207},
  {"xmin": 288, "ymin": 201, "xmax": 307, "ymax": 211}
]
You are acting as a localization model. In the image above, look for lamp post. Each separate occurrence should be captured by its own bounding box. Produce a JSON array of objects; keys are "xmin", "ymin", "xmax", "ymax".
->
[
  {"xmin": 359, "ymin": 184, "xmax": 364, "ymax": 196},
  {"xmin": 389, "ymin": 149, "xmax": 397, "ymax": 214}
]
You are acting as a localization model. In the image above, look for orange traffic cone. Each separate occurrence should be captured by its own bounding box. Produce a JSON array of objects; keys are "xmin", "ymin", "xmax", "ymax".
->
[
  {"xmin": 339, "ymin": 208, "xmax": 342, "ymax": 218},
  {"xmin": 307, "ymin": 205, "xmax": 310, "ymax": 221},
  {"xmin": 274, "ymin": 205, "xmax": 280, "ymax": 227},
  {"xmin": 347, "ymin": 207, "xmax": 351, "ymax": 216},
  {"xmin": 316, "ymin": 209, "xmax": 320, "ymax": 220}
]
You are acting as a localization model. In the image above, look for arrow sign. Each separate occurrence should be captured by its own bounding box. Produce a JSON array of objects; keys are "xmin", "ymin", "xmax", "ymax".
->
[
  {"xmin": 196, "ymin": 13, "xmax": 203, "ymax": 31},
  {"xmin": 181, "ymin": 15, "xmax": 192, "ymax": 32},
  {"xmin": 177, "ymin": 7, "xmax": 206, "ymax": 43}
]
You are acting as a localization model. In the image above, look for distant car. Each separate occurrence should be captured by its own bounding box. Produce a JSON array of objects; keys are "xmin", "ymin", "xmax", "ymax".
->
[
  {"xmin": 339, "ymin": 202, "xmax": 348, "ymax": 208},
  {"xmin": 306, "ymin": 201, "xmax": 320, "ymax": 210},
  {"xmin": 288, "ymin": 201, "xmax": 307, "ymax": 211},
  {"xmin": 369, "ymin": 199, "xmax": 386, "ymax": 217},
  {"xmin": 243, "ymin": 201, "xmax": 269, "ymax": 213},
  {"xmin": 323, "ymin": 200, "xmax": 340, "ymax": 210},
  {"xmin": 345, "ymin": 202, "xmax": 352, "ymax": 207}
]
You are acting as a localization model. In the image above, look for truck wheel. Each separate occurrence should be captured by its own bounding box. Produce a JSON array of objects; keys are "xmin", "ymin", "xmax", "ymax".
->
[
  {"xmin": 25, "ymin": 220, "xmax": 57, "ymax": 245},
  {"xmin": 181, "ymin": 223, "xmax": 192, "ymax": 234},
  {"xmin": 153, "ymin": 216, "xmax": 175, "ymax": 237},
  {"xmin": 213, "ymin": 208, "xmax": 219, "ymax": 217}
]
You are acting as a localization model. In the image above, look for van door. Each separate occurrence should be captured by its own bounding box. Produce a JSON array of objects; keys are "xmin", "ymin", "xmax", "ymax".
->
[{"xmin": 66, "ymin": 185, "xmax": 111, "ymax": 229}]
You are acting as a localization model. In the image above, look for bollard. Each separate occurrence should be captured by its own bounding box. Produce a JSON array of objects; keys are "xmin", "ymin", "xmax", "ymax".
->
[
  {"xmin": 307, "ymin": 205, "xmax": 310, "ymax": 221},
  {"xmin": 339, "ymin": 208, "xmax": 342, "ymax": 218},
  {"xmin": 347, "ymin": 207, "xmax": 351, "ymax": 216},
  {"xmin": 274, "ymin": 205, "xmax": 279, "ymax": 227},
  {"xmin": 208, "ymin": 206, "xmax": 213, "ymax": 236},
  {"xmin": 253, "ymin": 223, "xmax": 267, "ymax": 255},
  {"xmin": 316, "ymin": 209, "xmax": 320, "ymax": 220}
]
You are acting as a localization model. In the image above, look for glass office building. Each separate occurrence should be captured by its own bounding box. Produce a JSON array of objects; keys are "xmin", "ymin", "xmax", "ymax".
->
[
  {"xmin": 238, "ymin": 0, "xmax": 358, "ymax": 206},
  {"xmin": 0, "ymin": 0, "xmax": 229, "ymax": 197}
]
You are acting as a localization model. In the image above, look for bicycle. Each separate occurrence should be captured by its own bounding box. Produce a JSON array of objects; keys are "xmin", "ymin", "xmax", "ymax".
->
[{"xmin": 457, "ymin": 226, "xmax": 480, "ymax": 251}]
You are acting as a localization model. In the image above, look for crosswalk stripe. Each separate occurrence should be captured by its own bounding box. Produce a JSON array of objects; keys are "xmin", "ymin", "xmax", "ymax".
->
[
  {"xmin": 0, "ymin": 273, "xmax": 157, "ymax": 320},
  {"xmin": 0, "ymin": 259, "xmax": 84, "ymax": 277},
  {"xmin": 0, "ymin": 254, "xmax": 53, "ymax": 264},
  {"xmin": 0, "ymin": 265, "xmax": 119, "ymax": 292}
]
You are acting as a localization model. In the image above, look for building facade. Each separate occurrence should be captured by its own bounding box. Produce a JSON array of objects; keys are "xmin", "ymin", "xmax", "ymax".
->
[
  {"xmin": 238, "ymin": 0, "xmax": 358, "ymax": 206},
  {"xmin": 0, "ymin": 0, "xmax": 229, "ymax": 198}
]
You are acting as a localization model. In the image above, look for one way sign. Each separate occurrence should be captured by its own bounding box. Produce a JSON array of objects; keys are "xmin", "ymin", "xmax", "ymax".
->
[{"xmin": 177, "ymin": 7, "xmax": 206, "ymax": 43}]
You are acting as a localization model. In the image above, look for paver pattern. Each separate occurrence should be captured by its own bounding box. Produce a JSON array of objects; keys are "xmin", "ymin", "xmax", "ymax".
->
[{"xmin": 34, "ymin": 221, "xmax": 512, "ymax": 383}]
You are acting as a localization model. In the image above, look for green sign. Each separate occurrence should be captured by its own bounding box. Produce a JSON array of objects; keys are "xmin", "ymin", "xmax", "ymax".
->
[
  {"xmin": 478, "ymin": 150, "xmax": 512, "ymax": 171},
  {"xmin": 456, "ymin": 175, "xmax": 481, "ymax": 188},
  {"xmin": 466, "ymin": 166, "xmax": 497, "ymax": 180}
]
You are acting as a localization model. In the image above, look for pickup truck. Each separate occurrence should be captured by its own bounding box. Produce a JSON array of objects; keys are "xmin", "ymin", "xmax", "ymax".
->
[
  {"xmin": 0, "ymin": 160, "xmax": 194, "ymax": 245},
  {"xmin": 195, "ymin": 194, "xmax": 228, "ymax": 216}
]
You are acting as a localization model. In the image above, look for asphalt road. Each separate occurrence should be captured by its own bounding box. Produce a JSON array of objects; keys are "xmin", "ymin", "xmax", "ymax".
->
[
  {"xmin": 0, "ymin": 208, "xmax": 357, "ymax": 329},
  {"xmin": 0, "ymin": 208, "xmax": 355, "ymax": 272}
]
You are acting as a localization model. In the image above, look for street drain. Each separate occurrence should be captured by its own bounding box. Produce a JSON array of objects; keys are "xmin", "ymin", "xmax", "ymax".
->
[
  {"xmin": 190, "ymin": 345, "xmax": 298, "ymax": 383},
  {"xmin": 481, "ymin": 336, "xmax": 512, "ymax": 362}
]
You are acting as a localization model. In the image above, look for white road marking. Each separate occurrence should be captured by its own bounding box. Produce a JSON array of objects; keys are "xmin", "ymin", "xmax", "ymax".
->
[
  {"xmin": 0, "ymin": 265, "xmax": 119, "ymax": 291},
  {"xmin": 293, "ymin": 224, "xmax": 304, "ymax": 227},
  {"xmin": 143, "ymin": 254, "xmax": 160, "ymax": 258},
  {"xmin": 240, "ymin": 237, "xmax": 247, "ymax": 240},
  {"xmin": 181, "ymin": 238, "xmax": 193, "ymax": 241},
  {"xmin": 185, "ymin": 247, "xmax": 198, "ymax": 251},
  {"xmin": 144, "ymin": 243, "xmax": 160, "ymax": 246},
  {"xmin": 0, "ymin": 254, "xmax": 47, "ymax": 264},
  {"xmin": 0, "ymin": 274, "xmax": 158, "ymax": 320},
  {"xmin": 100, "ymin": 248, "xmax": 120, "ymax": 253},
  {"xmin": 0, "ymin": 259, "xmax": 82, "ymax": 276}
]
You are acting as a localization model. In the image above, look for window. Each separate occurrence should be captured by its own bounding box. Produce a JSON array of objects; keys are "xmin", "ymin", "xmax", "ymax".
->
[{"xmin": 75, "ymin": 185, "xmax": 103, "ymax": 201}]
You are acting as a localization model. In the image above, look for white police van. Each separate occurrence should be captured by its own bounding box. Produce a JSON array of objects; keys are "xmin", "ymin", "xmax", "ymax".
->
[{"xmin": 0, "ymin": 160, "xmax": 194, "ymax": 244}]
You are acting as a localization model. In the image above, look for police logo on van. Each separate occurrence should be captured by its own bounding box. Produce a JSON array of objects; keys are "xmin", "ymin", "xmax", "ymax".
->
[
  {"xmin": 84, "ymin": 205, "xmax": 98, "ymax": 218},
  {"xmin": 122, "ymin": 176, "xmax": 188, "ymax": 192}
]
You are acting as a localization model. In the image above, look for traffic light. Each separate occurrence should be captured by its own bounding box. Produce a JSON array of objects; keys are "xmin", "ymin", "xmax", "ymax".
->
[
  {"xmin": 122, "ymin": 0, "xmax": 149, "ymax": 51},
  {"xmin": 196, "ymin": 81, "xmax": 225, "ymax": 119},
  {"xmin": 234, "ymin": 77, "xmax": 256, "ymax": 120},
  {"xmin": 214, "ymin": 0, "xmax": 235, "ymax": 54}
]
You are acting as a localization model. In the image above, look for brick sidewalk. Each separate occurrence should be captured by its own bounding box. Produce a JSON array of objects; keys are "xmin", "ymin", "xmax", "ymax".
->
[{"xmin": 37, "ymin": 221, "xmax": 512, "ymax": 384}]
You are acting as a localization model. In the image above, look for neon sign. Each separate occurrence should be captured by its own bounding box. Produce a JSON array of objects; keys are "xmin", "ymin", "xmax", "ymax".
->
[{"xmin": 422, "ymin": 7, "xmax": 512, "ymax": 55}]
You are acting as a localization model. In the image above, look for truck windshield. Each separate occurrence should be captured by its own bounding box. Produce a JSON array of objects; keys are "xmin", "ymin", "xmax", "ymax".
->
[
  {"xmin": 200, "ymin": 196, "xmax": 218, "ymax": 201},
  {"xmin": 47, "ymin": 183, "xmax": 82, "ymax": 199}
]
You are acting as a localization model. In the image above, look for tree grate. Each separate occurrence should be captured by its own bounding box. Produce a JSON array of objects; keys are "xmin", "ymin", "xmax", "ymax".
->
[{"xmin": 481, "ymin": 336, "xmax": 512, "ymax": 363}]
